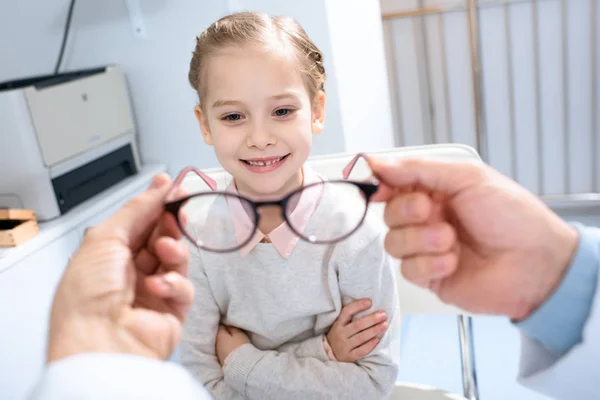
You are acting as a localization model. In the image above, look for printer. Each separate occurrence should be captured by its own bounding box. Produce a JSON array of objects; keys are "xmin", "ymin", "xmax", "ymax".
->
[{"xmin": 0, "ymin": 65, "xmax": 141, "ymax": 221}]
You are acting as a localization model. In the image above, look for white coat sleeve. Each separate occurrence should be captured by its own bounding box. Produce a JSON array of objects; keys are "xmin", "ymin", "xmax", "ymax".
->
[{"xmin": 29, "ymin": 353, "xmax": 213, "ymax": 400}]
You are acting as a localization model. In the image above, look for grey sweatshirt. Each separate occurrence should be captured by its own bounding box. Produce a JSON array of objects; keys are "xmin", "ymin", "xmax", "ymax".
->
[{"xmin": 181, "ymin": 184, "xmax": 401, "ymax": 399}]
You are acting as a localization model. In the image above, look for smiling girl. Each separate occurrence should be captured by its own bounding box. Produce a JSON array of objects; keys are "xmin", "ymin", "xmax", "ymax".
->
[{"xmin": 180, "ymin": 12, "xmax": 400, "ymax": 399}]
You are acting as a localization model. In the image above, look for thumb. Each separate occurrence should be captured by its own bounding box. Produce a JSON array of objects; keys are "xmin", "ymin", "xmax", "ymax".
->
[
  {"xmin": 119, "ymin": 307, "xmax": 181, "ymax": 360},
  {"xmin": 369, "ymin": 157, "xmax": 485, "ymax": 202},
  {"xmin": 93, "ymin": 173, "xmax": 174, "ymax": 251}
]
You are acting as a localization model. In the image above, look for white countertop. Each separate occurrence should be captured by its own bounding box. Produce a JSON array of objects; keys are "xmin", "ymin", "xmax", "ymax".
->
[{"xmin": 0, "ymin": 164, "xmax": 166, "ymax": 272}]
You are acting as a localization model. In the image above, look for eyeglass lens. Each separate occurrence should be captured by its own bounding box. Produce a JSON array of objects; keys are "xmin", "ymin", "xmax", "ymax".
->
[
  {"xmin": 285, "ymin": 181, "xmax": 368, "ymax": 244},
  {"xmin": 177, "ymin": 181, "xmax": 369, "ymax": 252},
  {"xmin": 179, "ymin": 193, "xmax": 257, "ymax": 252}
]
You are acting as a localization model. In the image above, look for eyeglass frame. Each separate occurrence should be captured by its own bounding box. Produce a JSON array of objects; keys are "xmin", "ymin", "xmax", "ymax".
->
[{"xmin": 163, "ymin": 152, "xmax": 378, "ymax": 253}]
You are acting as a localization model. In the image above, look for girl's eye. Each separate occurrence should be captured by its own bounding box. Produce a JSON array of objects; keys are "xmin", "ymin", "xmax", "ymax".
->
[
  {"xmin": 274, "ymin": 108, "xmax": 293, "ymax": 117},
  {"xmin": 223, "ymin": 114, "xmax": 243, "ymax": 121}
]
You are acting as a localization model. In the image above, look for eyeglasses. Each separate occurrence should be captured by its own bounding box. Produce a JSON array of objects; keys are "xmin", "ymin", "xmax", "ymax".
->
[{"xmin": 164, "ymin": 153, "xmax": 378, "ymax": 253}]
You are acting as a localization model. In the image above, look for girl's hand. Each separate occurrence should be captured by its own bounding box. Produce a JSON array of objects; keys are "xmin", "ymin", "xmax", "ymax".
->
[
  {"xmin": 216, "ymin": 325, "xmax": 250, "ymax": 366},
  {"xmin": 326, "ymin": 299, "xmax": 388, "ymax": 362}
]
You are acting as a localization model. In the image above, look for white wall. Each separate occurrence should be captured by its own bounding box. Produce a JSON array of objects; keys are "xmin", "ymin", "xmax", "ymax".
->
[
  {"xmin": 325, "ymin": 0, "xmax": 396, "ymax": 153},
  {"xmin": 1, "ymin": 0, "xmax": 394, "ymax": 176},
  {"xmin": 380, "ymin": 0, "xmax": 598, "ymax": 198}
]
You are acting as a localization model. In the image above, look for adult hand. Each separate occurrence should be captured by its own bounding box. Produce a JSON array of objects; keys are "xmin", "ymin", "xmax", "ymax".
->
[
  {"xmin": 216, "ymin": 325, "xmax": 250, "ymax": 366},
  {"xmin": 47, "ymin": 174, "xmax": 194, "ymax": 362},
  {"xmin": 370, "ymin": 157, "xmax": 578, "ymax": 320}
]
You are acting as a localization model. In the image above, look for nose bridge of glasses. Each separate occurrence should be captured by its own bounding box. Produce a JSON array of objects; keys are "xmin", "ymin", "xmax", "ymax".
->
[
  {"xmin": 164, "ymin": 198, "xmax": 184, "ymax": 215},
  {"xmin": 255, "ymin": 199, "xmax": 285, "ymax": 210},
  {"xmin": 358, "ymin": 181, "xmax": 379, "ymax": 199}
]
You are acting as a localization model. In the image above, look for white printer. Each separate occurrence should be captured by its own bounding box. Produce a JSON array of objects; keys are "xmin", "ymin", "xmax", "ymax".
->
[{"xmin": 0, "ymin": 65, "xmax": 141, "ymax": 221}]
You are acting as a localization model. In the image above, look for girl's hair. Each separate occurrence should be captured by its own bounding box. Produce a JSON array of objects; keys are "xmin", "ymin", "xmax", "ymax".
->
[{"xmin": 188, "ymin": 12, "xmax": 326, "ymax": 106}]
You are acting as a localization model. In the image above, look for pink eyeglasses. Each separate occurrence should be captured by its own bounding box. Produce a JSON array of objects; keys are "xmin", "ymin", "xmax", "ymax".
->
[{"xmin": 163, "ymin": 153, "xmax": 379, "ymax": 252}]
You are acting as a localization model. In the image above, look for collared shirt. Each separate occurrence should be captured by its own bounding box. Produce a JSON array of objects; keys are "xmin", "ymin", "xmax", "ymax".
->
[
  {"xmin": 517, "ymin": 223, "xmax": 600, "ymax": 356},
  {"xmin": 225, "ymin": 165, "xmax": 323, "ymax": 259}
]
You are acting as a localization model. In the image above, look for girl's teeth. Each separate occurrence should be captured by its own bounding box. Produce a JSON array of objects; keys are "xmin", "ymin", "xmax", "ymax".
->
[{"xmin": 248, "ymin": 157, "xmax": 282, "ymax": 166}]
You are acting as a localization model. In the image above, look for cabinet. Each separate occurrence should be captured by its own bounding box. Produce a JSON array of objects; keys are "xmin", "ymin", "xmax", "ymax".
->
[{"xmin": 0, "ymin": 165, "xmax": 165, "ymax": 400}]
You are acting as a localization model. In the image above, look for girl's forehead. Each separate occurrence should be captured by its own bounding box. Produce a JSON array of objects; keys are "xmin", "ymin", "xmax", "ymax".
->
[{"xmin": 204, "ymin": 47, "xmax": 308, "ymax": 98}]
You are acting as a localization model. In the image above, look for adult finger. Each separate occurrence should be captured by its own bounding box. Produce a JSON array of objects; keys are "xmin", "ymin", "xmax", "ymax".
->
[
  {"xmin": 349, "ymin": 322, "xmax": 388, "ymax": 349},
  {"xmin": 151, "ymin": 212, "xmax": 184, "ymax": 244},
  {"xmin": 135, "ymin": 211, "xmax": 187, "ymax": 276},
  {"xmin": 370, "ymin": 182, "xmax": 396, "ymax": 204},
  {"xmin": 118, "ymin": 307, "xmax": 180, "ymax": 360},
  {"xmin": 349, "ymin": 337, "xmax": 380, "ymax": 361},
  {"xmin": 369, "ymin": 157, "xmax": 485, "ymax": 202},
  {"xmin": 346, "ymin": 311, "xmax": 387, "ymax": 337},
  {"xmin": 141, "ymin": 181, "xmax": 189, "ymax": 262},
  {"xmin": 134, "ymin": 248, "xmax": 159, "ymax": 276},
  {"xmin": 400, "ymin": 253, "xmax": 458, "ymax": 286},
  {"xmin": 91, "ymin": 173, "xmax": 173, "ymax": 251},
  {"xmin": 145, "ymin": 271, "xmax": 195, "ymax": 322},
  {"xmin": 155, "ymin": 236, "xmax": 189, "ymax": 276},
  {"xmin": 337, "ymin": 299, "xmax": 372, "ymax": 326},
  {"xmin": 135, "ymin": 234, "xmax": 187, "ymax": 276},
  {"xmin": 383, "ymin": 192, "xmax": 433, "ymax": 228},
  {"xmin": 384, "ymin": 223, "xmax": 456, "ymax": 259}
]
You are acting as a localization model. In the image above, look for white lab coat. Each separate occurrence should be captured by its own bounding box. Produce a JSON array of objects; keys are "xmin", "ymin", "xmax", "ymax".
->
[
  {"xmin": 32, "ymin": 320, "xmax": 600, "ymax": 400},
  {"xmin": 29, "ymin": 353, "xmax": 213, "ymax": 400},
  {"xmin": 519, "ymin": 274, "xmax": 600, "ymax": 399},
  {"xmin": 31, "ymin": 265, "xmax": 600, "ymax": 399}
]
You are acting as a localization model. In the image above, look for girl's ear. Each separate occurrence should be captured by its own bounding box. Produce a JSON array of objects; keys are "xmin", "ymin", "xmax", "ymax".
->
[
  {"xmin": 311, "ymin": 91, "xmax": 326, "ymax": 135},
  {"xmin": 195, "ymin": 105, "xmax": 213, "ymax": 145}
]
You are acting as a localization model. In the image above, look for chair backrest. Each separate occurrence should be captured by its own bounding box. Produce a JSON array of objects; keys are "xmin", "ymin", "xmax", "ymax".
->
[{"xmin": 182, "ymin": 144, "xmax": 481, "ymax": 316}]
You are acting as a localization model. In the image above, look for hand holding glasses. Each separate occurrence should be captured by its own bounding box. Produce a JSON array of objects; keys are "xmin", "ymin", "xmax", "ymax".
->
[{"xmin": 164, "ymin": 153, "xmax": 378, "ymax": 253}]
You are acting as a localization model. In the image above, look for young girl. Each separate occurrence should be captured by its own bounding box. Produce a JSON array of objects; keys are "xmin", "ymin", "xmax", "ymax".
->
[{"xmin": 180, "ymin": 12, "xmax": 400, "ymax": 399}]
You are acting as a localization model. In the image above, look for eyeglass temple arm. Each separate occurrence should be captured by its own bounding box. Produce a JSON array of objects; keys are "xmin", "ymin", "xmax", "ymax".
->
[
  {"xmin": 165, "ymin": 166, "xmax": 217, "ymax": 202},
  {"xmin": 342, "ymin": 152, "xmax": 370, "ymax": 180}
]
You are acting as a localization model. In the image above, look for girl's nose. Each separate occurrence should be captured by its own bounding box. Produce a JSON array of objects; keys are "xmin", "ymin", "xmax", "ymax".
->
[{"xmin": 246, "ymin": 123, "xmax": 276, "ymax": 149}]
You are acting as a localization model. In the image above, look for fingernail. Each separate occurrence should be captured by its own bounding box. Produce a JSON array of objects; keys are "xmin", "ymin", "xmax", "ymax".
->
[
  {"xmin": 150, "ymin": 174, "xmax": 168, "ymax": 189},
  {"xmin": 150, "ymin": 176, "xmax": 161, "ymax": 189},
  {"xmin": 158, "ymin": 273, "xmax": 176, "ymax": 294},
  {"xmin": 380, "ymin": 322, "xmax": 389, "ymax": 332},
  {"xmin": 164, "ymin": 273, "xmax": 177, "ymax": 285},
  {"xmin": 363, "ymin": 299, "xmax": 372, "ymax": 307},
  {"xmin": 377, "ymin": 312, "xmax": 387, "ymax": 320}
]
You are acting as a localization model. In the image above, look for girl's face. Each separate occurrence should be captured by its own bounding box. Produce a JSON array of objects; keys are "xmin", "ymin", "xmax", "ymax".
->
[{"xmin": 195, "ymin": 46, "xmax": 325, "ymax": 199}]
